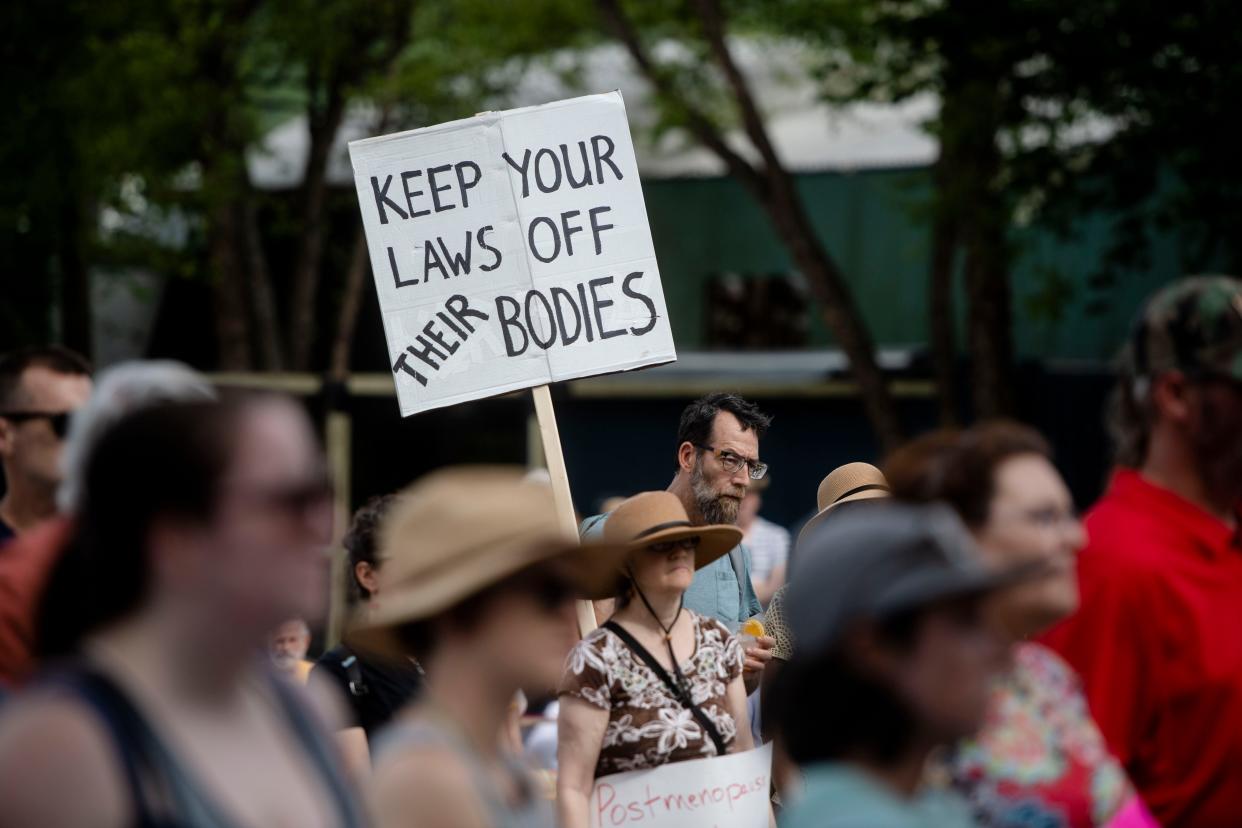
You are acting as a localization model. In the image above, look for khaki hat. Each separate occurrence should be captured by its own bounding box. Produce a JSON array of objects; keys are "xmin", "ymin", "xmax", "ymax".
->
[
  {"xmin": 798, "ymin": 462, "xmax": 891, "ymax": 546},
  {"xmin": 348, "ymin": 466, "xmax": 627, "ymax": 655},
  {"xmin": 604, "ymin": 491, "xmax": 741, "ymax": 570}
]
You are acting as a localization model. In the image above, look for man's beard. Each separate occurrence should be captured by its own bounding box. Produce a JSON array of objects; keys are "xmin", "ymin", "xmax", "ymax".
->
[
  {"xmin": 691, "ymin": 461, "xmax": 744, "ymax": 525},
  {"xmin": 270, "ymin": 651, "xmax": 299, "ymax": 672}
]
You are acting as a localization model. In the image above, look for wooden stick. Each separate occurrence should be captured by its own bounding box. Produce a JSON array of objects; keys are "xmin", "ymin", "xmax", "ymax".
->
[
  {"xmin": 531, "ymin": 384, "xmax": 598, "ymax": 636},
  {"xmin": 325, "ymin": 408, "xmax": 353, "ymax": 648}
]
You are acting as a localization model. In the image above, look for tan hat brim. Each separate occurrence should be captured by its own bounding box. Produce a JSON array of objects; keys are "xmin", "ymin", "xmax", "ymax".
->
[
  {"xmin": 623, "ymin": 524, "xmax": 742, "ymax": 572},
  {"xmin": 345, "ymin": 535, "xmax": 630, "ymax": 659},
  {"xmin": 797, "ymin": 488, "xmax": 891, "ymax": 548}
]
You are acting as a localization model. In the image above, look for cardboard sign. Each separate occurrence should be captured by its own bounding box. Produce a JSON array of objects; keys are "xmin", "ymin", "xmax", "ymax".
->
[
  {"xmin": 349, "ymin": 92, "xmax": 676, "ymax": 416},
  {"xmin": 590, "ymin": 744, "xmax": 773, "ymax": 828}
]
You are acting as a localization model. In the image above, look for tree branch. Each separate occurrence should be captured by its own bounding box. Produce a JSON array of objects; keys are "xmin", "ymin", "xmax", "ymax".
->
[{"xmin": 594, "ymin": 0, "xmax": 767, "ymax": 197}]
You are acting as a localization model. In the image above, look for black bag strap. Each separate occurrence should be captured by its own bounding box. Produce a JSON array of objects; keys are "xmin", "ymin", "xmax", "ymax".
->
[
  {"xmin": 602, "ymin": 620, "xmax": 728, "ymax": 756},
  {"xmin": 340, "ymin": 650, "xmax": 369, "ymax": 697}
]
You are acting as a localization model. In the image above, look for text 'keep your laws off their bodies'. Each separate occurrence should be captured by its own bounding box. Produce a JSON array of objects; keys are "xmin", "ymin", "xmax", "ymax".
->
[{"xmin": 350, "ymin": 92, "xmax": 676, "ymax": 416}]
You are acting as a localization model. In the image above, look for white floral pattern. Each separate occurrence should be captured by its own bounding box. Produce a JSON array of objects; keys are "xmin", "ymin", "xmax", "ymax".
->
[{"xmin": 559, "ymin": 611, "xmax": 744, "ymax": 777}]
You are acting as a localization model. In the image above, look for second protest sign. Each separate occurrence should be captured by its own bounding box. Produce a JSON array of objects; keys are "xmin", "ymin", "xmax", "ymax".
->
[{"xmin": 349, "ymin": 91, "xmax": 677, "ymax": 417}]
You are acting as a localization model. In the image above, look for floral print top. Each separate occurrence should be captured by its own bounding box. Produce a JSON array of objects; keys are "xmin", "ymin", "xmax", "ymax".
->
[
  {"xmin": 559, "ymin": 611, "xmax": 744, "ymax": 778},
  {"xmin": 943, "ymin": 642, "xmax": 1137, "ymax": 827}
]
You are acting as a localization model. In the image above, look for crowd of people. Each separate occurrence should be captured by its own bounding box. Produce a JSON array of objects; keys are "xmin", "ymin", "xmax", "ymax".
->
[{"xmin": 0, "ymin": 274, "xmax": 1237, "ymax": 828}]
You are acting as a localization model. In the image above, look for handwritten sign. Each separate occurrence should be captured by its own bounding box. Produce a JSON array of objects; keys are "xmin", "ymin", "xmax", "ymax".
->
[
  {"xmin": 590, "ymin": 744, "xmax": 772, "ymax": 828},
  {"xmin": 348, "ymin": 92, "xmax": 676, "ymax": 416}
]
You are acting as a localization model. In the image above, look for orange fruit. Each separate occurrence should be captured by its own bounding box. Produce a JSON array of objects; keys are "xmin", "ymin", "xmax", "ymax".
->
[{"xmin": 741, "ymin": 618, "xmax": 765, "ymax": 637}]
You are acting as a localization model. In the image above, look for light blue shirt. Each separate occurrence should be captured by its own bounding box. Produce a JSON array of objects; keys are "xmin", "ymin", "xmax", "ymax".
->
[
  {"xmin": 781, "ymin": 763, "xmax": 974, "ymax": 828},
  {"xmin": 580, "ymin": 512, "xmax": 762, "ymax": 632}
]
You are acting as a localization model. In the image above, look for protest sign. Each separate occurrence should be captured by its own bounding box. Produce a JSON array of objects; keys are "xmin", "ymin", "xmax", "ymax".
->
[
  {"xmin": 349, "ymin": 91, "xmax": 676, "ymax": 417},
  {"xmin": 590, "ymin": 744, "xmax": 773, "ymax": 828}
]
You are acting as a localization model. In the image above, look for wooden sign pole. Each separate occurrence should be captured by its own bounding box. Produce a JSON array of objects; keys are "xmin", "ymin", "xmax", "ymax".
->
[{"xmin": 531, "ymin": 384, "xmax": 598, "ymax": 636}]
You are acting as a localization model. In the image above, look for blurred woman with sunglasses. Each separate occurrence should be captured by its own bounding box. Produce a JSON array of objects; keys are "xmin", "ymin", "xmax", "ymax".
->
[
  {"xmin": 558, "ymin": 491, "xmax": 757, "ymax": 828},
  {"xmin": 0, "ymin": 394, "xmax": 362, "ymax": 828},
  {"xmin": 353, "ymin": 467, "xmax": 627, "ymax": 828}
]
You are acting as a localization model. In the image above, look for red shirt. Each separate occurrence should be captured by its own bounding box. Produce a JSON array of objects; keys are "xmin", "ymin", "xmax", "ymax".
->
[
  {"xmin": 0, "ymin": 517, "xmax": 72, "ymax": 687},
  {"xmin": 1042, "ymin": 469, "xmax": 1242, "ymax": 828}
]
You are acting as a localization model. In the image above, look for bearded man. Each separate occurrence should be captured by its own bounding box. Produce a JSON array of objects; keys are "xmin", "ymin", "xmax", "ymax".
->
[{"xmin": 582, "ymin": 392, "xmax": 775, "ymax": 693}]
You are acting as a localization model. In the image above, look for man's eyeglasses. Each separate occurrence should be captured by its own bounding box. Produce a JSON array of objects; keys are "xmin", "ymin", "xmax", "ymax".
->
[
  {"xmin": 693, "ymin": 444, "xmax": 768, "ymax": 480},
  {"xmin": 0, "ymin": 411, "xmax": 71, "ymax": 438}
]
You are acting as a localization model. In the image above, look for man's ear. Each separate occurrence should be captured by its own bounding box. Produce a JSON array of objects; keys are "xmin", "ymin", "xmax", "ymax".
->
[
  {"xmin": 676, "ymin": 441, "xmax": 697, "ymax": 474},
  {"xmin": 0, "ymin": 419, "xmax": 15, "ymax": 459},
  {"xmin": 355, "ymin": 561, "xmax": 379, "ymax": 596},
  {"xmin": 1151, "ymin": 371, "xmax": 1192, "ymax": 425}
]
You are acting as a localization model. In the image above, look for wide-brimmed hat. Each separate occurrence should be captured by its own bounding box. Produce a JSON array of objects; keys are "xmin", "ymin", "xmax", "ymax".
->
[
  {"xmin": 605, "ymin": 491, "xmax": 741, "ymax": 570},
  {"xmin": 348, "ymin": 466, "xmax": 628, "ymax": 656},
  {"xmin": 798, "ymin": 462, "xmax": 891, "ymax": 545}
]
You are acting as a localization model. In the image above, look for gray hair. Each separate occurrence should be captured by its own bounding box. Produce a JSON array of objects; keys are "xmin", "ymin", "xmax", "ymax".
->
[{"xmin": 57, "ymin": 361, "xmax": 217, "ymax": 513}]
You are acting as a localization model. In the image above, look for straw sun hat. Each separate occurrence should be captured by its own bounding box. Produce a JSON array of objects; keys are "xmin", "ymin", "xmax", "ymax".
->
[
  {"xmin": 347, "ymin": 466, "xmax": 628, "ymax": 655},
  {"xmin": 797, "ymin": 462, "xmax": 891, "ymax": 545},
  {"xmin": 604, "ymin": 491, "xmax": 742, "ymax": 569}
]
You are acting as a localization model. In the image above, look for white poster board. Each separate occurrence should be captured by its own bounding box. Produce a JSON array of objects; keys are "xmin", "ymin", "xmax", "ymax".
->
[
  {"xmin": 590, "ymin": 744, "xmax": 773, "ymax": 828},
  {"xmin": 349, "ymin": 92, "xmax": 676, "ymax": 416}
]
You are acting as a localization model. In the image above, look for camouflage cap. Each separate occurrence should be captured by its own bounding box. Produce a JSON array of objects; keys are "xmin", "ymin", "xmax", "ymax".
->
[{"xmin": 1130, "ymin": 275, "xmax": 1242, "ymax": 382}]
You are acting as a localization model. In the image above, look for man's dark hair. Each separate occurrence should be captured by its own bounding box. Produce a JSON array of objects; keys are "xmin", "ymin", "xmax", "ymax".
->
[
  {"xmin": 0, "ymin": 346, "xmax": 92, "ymax": 409},
  {"xmin": 343, "ymin": 494, "xmax": 398, "ymax": 604},
  {"xmin": 676, "ymin": 392, "xmax": 772, "ymax": 457}
]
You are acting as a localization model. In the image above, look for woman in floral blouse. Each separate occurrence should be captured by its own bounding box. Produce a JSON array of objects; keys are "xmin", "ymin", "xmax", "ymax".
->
[
  {"xmin": 556, "ymin": 491, "xmax": 756, "ymax": 828},
  {"xmin": 886, "ymin": 421, "xmax": 1156, "ymax": 828}
]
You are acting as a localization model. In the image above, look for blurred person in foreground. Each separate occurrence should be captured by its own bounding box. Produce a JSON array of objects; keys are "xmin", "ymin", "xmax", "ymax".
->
[
  {"xmin": 888, "ymin": 421, "xmax": 1151, "ymax": 827},
  {"xmin": 738, "ymin": 475, "xmax": 789, "ymax": 606},
  {"xmin": 763, "ymin": 462, "xmax": 892, "ymax": 688},
  {"xmin": 0, "ymin": 395, "xmax": 364, "ymax": 827},
  {"xmin": 0, "ymin": 346, "xmax": 92, "ymax": 542},
  {"xmin": 351, "ymin": 467, "xmax": 626, "ymax": 828},
  {"xmin": 772, "ymin": 503, "xmax": 1028, "ymax": 828},
  {"xmin": 312, "ymin": 494, "xmax": 424, "ymax": 754},
  {"xmin": 269, "ymin": 618, "xmax": 314, "ymax": 683},
  {"xmin": 580, "ymin": 392, "xmax": 775, "ymax": 693},
  {"xmin": 1042, "ymin": 276, "xmax": 1242, "ymax": 827},
  {"xmin": 0, "ymin": 360, "xmax": 214, "ymax": 687},
  {"xmin": 558, "ymin": 492, "xmax": 758, "ymax": 828}
]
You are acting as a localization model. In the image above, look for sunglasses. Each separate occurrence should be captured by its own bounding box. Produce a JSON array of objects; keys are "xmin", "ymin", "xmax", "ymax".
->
[
  {"xmin": 505, "ymin": 566, "xmax": 577, "ymax": 612},
  {"xmin": 647, "ymin": 536, "xmax": 700, "ymax": 554},
  {"xmin": 0, "ymin": 410, "xmax": 72, "ymax": 438}
]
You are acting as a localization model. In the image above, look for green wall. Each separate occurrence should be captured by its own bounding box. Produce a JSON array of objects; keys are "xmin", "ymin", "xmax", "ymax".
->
[{"xmin": 641, "ymin": 168, "xmax": 1183, "ymax": 362}]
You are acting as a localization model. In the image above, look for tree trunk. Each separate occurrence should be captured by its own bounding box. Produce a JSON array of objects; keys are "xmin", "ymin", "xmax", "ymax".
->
[
  {"xmin": 329, "ymin": 230, "xmax": 371, "ymax": 381},
  {"xmin": 599, "ymin": 0, "xmax": 904, "ymax": 450},
  {"xmin": 57, "ymin": 194, "xmax": 93, "ymax": 360},
  {"xmin": 288, "ymin": 82, "xmax": 347, "ymax": 370},
  {"xmin": 963, "ymin": 215, "xmax": 1013, "ymax": 418},
  {"xmin": 927, "ymin": 163, "xmax": 959, "ymax": 427},
  {"xmin": 243, "ymin": 196, "xmax": 284, "ymax": 370},
  {"xmin": 207, "ymin": 196, "xmax": 252, "ymax": 370}
]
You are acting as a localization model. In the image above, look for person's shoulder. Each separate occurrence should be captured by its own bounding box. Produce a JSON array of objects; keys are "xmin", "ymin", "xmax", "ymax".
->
[
  {"xmin": 372, "ymin": 736, "xmax": 490, "ymax": 828},
  {"xmin": 692, "ymin": 611, "xmax": 735, "ymax": 642},
  {"xmin": 311, "ymin": 645, "xmax": 351, "ymax": 681},
  {"xmin": 579, "ymin": 513, "xmax": 609, "ymax": 541},
  {"xmin": 0, "ymin": 690, "xmax": 130, "ymax": 827},
  {"xmin": 1013, "ymin": 641, "xmax": 1080, "ymax": 693}
]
